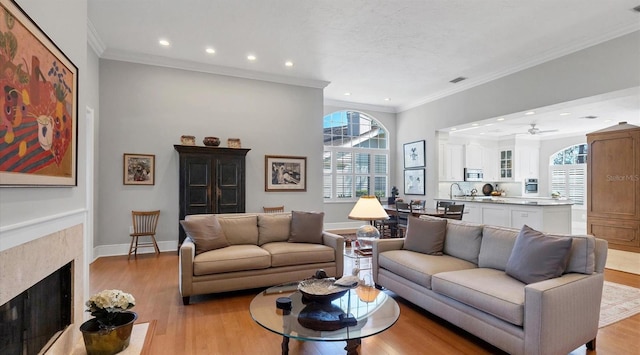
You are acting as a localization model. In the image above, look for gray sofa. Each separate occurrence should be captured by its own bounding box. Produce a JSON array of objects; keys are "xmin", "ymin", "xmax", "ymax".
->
[
  {"xmin": 179, "ymin": 212, "xmax": 344, "ymax": 305},
  {"xmin": 372, "ymin": 217, "xmax": 608, "ymax": 355}
]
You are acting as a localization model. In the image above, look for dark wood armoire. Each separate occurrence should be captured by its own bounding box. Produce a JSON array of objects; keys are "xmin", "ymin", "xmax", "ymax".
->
[
  {"xmin": 586, "ymin": 122, "xmax": 640, "ymax": 252},
  {"xmin": 174, "ymin": 145, "xmax": 251, "ymax": 246}
]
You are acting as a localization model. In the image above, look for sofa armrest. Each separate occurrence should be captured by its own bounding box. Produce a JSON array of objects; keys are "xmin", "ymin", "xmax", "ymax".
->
[
  {"xmin": 322, "ymin": 231, "xmax": 345, "ymax": 278},
  {"xmin": 524, "ymin": 272, "xmax": 604, "ymax": 355},
  {"xmin": 179, "ymin": 237, "xmax": 196, "ymax": 299},
  {"xmin": 371, "ymin": 238, "xmax": 405, "ymax": 283}
]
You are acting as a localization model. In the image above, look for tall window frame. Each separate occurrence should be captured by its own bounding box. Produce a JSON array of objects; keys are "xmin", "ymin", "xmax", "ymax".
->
[
  {"xmin": 549, "ymin": 144, "xmax": 587, "ymax": 207},
  {"xmin": 323, "ymin": 111, "xmax": 389, "ymax": 202}
]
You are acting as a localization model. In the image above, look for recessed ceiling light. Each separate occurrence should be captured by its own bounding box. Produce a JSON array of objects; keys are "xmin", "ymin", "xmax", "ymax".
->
[
  {"xmin": 344, "ymin": 92, "xmax": 351, "ymax": 96},
  {"xmin": 480, "ymin": 132, "xmax": 486, "ymax": 135},
  {"xmin": 559, "ymin": 112, "xmax": 571, "ymax": 116},
  {"xmin": 205, "ymin": 48, "xmax": 215, "ymax": 54},
  {"xmin": 384, "ymin": 98, "xmax": 391, "ymax": 101},
  {"xmin": 450, "ymin": 127, "xmax": 457, "ymax": 131},
  {"xmin": 472, "ymin": 123, "xmax": 479, "ymax": 126},
  {"xmin": 247, "ymin": 54, "xmax": 256, "ymax": 61},
  {"xmin": 525, "ymin": 111, "xmax": 535, "ymax": 115},
  {"xmin": 604, "ymin": 119, "xmax": 612, "ymax": 123},
  {"xmin": 285, "ymin": 61, "xmax": 293, "ymax": 67},
  {"xmin": 496, "ymin": 117, "xmax": 505, "ymax": 121},
  {"xmin": 158, "ymin": 39, "xmax": 170, "ymax": 46},
  {"xmin": 484, "ymin": 123, "xmax": 494, "ymax": 127}
]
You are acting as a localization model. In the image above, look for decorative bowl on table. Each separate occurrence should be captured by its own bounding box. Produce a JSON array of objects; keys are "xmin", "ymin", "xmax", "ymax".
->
[
  {"xmin": 203, "ymin": 136, "xmax": 221, "ymax": 146},
  {"xmin": 298, "ymin": 278, "xmax": 350, "ymax": 303}
]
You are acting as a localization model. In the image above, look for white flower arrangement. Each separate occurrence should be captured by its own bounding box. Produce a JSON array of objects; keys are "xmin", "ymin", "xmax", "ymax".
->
[{"xmin": 86, "ymin": 289, "xmax": 135, "ymax": 327}]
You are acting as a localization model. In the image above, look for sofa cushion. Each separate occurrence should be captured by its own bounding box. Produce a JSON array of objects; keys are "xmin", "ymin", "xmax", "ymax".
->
[
  {"xmin": 180, "ymin": 215, "xmax": 229, "ymax": 254},
  {"xmin": 442, "ymin": 219, "xmax": 483, "ymax": 265},
  {"xmin": 379, "ymin": 249, "xmax": 477, "ymax": 289},
  {"xmin": 478, "ymin": 225, "xmax": 519, "ymax": 270},
  {"xmin": 432, "ymin": 268, "xmax": 526, "ymax": 326},
  {"xmin": 403, "ymin": 216, "xmax": 447, "ymax": 255},
  {"xmin": 258, "ymin": 214, "xmax": 291, "ymax": 245},
  {"xmin": 505, "ymin": 225, "xmax": 573, "ymax": 284},
  {"xmin": 564, "ymin": 234, "xmax": 596, "ymax": 274},
  {"xmin": 262, "ymin": 242, "xmax": 335, "ymax": 267},
  {"xmin": 289, "ymin": 211, "xmax": 324, "ymax": 244},
  {"xmin": 193, "ymin": 245, "xmax": 270, "ymax": 275},
  {"xmin": 218, "ymin": 215, "xmax": 259, "ymax": 245}
]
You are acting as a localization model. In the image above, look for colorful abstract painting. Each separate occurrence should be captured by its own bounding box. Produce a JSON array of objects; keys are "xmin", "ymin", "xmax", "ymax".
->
[{"xmin": 0, "ymin": 0, "xmax": 77, "ymax": 186}]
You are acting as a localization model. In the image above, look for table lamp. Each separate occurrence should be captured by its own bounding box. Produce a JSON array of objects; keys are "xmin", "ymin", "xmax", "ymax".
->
[{"xmin": 348, "ymin": 196, "xmax": 389, "ymax": 249}]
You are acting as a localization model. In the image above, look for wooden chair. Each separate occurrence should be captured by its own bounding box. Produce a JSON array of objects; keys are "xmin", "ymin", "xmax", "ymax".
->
[
  {"xmin": 436, "ymin": 201, "xmax": 455, "ymax": 211},
  {"xmin": 395, "ymin": 202, "xmax": 411, "ymax": 237},
  {"xmin": 443, "ymin": 204, "xmax": 465, "ymax": 220},
  {"xmin": 128, "ymin": 210, "xmax": 160, "ymax": 259},
  {"xmin": 263, "ymin": 206, "xmax": 285, "ymax": 213},
  {"xmin": 374, "ymin": 215, "xmax": 398, "ymax": 238}
]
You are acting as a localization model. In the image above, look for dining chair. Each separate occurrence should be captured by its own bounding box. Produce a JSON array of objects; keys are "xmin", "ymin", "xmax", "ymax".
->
[
  {"xmin": 395, "ymin": 201, "xmax": 411, "ymax": 237},
  {"xmin": 263, "ymin": 206, "xmax": 285, "ymax": 213},
  {"xmin": 128, "ymin": 210, "xmax": 161, "ymax": 259},
  {"xmin": 436, "ymin": 201, "xmax": 455, "ymax": 211},
  {"xmin": 443, "ymin": 204, "xmax": 465, "ymax": 220},
  {"xmin": 374, "ymin": 215, "xmax": 398, "ymax": 238}
]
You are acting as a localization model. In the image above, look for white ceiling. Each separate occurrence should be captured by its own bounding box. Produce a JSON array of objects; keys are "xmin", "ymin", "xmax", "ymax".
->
[{"xmin": 87, "ymin": 0, "xmax": 640, "ymax": 135}]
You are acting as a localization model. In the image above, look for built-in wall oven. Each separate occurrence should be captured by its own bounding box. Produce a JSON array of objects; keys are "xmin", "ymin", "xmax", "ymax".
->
[{"xmin": 524, "ymin": 178, "xmax": 538, "ymax": 194}]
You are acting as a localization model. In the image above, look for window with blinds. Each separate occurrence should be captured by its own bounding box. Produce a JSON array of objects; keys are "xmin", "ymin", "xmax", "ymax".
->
[
  {"xmin": 323, "ymin": 111, "xmax": 389, "ymax": 201},
  {"xmin": 549, "ymin": 144, "xmax": 587, "ymax": 206}
]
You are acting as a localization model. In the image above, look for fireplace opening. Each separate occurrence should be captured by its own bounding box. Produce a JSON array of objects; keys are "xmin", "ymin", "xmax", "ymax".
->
[{"xmin": 0, "ymin": 262, "xmax": 72, "ymax": 355}]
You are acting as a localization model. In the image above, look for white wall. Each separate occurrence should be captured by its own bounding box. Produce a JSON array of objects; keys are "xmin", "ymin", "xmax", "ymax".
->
[
  {"xmin": 0, "ymin": 0, "xmax": 89, "ymax": 244},
  {"xmin": 396, "ymin": 31, "xmax": 640, "ymax": 209},
  {"xmin": 97, "ymin": 60, "xmax": 324, "ymax": 247}
]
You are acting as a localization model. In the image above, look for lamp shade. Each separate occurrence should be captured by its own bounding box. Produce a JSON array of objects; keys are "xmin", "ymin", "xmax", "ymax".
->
[{"xmin": 348, "ymin": 196, "xmax": 389, "ymax": 221}]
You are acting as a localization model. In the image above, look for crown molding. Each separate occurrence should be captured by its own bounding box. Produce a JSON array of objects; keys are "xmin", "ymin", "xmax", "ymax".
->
[
  {"xmin": 324, "ymin": 99, "xmax": 397, "ymax": 113},
  {"xmin": 86, "ymin": 19, "xmax": 106, "ymax": 56},
  {"xmin": 398, "ymin": 25, "xmax": 640, "ymax": 113},
  {"xmin": 99, "ymin": 49, "xmax": 330, "ymax": 89}
]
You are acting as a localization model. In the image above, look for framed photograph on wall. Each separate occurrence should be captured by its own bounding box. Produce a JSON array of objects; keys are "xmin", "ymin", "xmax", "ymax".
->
[
  {"xmin": 0, "ymin": 0, "xmax": 78, "ymax": 186},
  {"xmin": 265, "ymin": 155, "xmax": 306, "ymax": 191},
  {"xmin": 123, "ymin": 154, "xmax": 155, "ymax": 185},
  {"xmin": 404, "ymin": 169, "xmax": 425, "ymax": 195},
  {"xmin": 403, "ymin": 140, "xmax": 425, "ymax": 168}
]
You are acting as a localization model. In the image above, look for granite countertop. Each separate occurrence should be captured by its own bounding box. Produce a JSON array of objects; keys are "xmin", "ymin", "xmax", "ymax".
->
[{"xmin": 435, "ymin": 196, "xmax": 574, "ymax": 206}]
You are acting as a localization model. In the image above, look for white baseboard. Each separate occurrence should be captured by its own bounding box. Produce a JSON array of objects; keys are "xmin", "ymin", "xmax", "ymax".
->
[{"xmin": 93, "ymin": 240, "xmax": 178, "ymax": 260}]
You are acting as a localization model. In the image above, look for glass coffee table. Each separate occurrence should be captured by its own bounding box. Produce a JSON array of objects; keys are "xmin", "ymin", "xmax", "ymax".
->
[{"xmin": 250, "ymin": 281, "xmax": 400, "ymax": 355}]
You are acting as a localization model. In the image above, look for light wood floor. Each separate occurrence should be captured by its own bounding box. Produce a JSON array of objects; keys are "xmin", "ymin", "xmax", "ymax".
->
[{"xmin": 90, "ymin": 253, "xmax": 640, "ymax": 355}]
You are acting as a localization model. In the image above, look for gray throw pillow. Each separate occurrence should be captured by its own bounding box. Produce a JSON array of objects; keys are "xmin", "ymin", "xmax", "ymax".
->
[
  {"xmin": 403, "ymin": 216, "xmax": 447, "ymax": 255},
  {"xmin": 289, "ymin": 211, "xmax": 324, "ymax": 244},
  {"xmin": 180, "ymin": 215, "xmax": 230, "ymax": 254},
  {"xmin": 505, "ymin": 225, "xmax": 573, "ymax": 284}
]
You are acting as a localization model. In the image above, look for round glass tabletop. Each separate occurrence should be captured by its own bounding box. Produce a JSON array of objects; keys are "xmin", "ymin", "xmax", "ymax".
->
[{"xmin": 249, "ymin": 281, "xmax": 400, "ymax": 343}]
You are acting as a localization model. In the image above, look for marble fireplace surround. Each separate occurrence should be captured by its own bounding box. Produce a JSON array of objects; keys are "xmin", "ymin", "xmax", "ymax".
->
[{"xmin": 0, "ymin": 219, "xmax": 85, "ymax": 354}]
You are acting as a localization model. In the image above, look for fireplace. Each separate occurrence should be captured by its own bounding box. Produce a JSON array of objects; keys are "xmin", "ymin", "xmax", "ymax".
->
[
  {"xmin": 0, "ymin": 222, "xmax": 85, "ymax": 354},
  {"xmin": 0, "ymin": 262, "xmax": 72, "ymax": 354}
]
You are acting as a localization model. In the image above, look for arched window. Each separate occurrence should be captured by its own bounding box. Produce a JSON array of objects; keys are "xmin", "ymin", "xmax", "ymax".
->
[
  {"xmin": 323, "ymin": 111, "xmax": 389, "ymax": 201},
  {"xmin": 549, "ymin": 144, "xmax": 587, "ymax": 206}
]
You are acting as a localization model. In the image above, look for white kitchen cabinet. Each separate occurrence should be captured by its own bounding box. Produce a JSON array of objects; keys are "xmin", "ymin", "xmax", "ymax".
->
[
  {"xmin": 463, "ymin": 204, "xmax": 481, "ymax": 223},
  {"xmin": 439, "ymin": 143, "xmax": 464, "ymax": 181},
  {"xmin": 516, "ymin": 147, "xmax": 539, "ymax": 179},
  {"xmin": 481, "ymin": 205, "xmax": 510, "ymax": 228},
  {"xmin": 464, "ymin": 143, "xmax": 483, "ymax": 169},
  {"xmin": 482, "ymin": 146, "xmax": 498, "ymax": 181},
  {"xmin": 510, "ymin": 206, "xmax": 542, "ymax": 230}
]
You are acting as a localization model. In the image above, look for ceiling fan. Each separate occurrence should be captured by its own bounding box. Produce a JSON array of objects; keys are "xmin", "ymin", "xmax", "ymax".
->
[{"xmin": 519, "ymin": 123, "xmax": 559, "ymax": 135}]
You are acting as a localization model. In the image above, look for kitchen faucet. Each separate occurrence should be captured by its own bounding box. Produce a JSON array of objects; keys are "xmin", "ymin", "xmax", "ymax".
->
[{"xmin": 450, "ymin": 183, "xmax": 462, "ymax": 199}]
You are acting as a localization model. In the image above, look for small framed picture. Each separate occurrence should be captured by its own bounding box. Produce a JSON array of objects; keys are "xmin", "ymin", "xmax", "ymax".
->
[
  {"xmin": 404, "ymin": 169, "xmax": 425, "ymax": 195},
  {"xmin": 123, "ymin": 153, "xmax": 155, "ymax": 185},
  {"xmin": 403, "ymin": 140, "xmax": 426, "ymax": 168},
  {"xmin": 265, "ymin": 155, "xmax": 306, "ymax": 191}
]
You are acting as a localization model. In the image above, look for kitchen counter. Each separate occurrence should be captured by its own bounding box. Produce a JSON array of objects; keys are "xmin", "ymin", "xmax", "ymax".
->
[
  {"xmin": 435, "ymin": 196, "xmax": 574, "ymax": 206},
  {"xmin": 435, "ymin": 197, "xmax": 573, "ymax": 234}
]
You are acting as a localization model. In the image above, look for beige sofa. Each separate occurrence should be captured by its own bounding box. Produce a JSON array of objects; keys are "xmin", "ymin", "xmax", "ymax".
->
[
  {"xmin": 372, "ymin": 217, "xmax": 608, "ymax": 355},
  {"xmin": 179, "ymin": 212, "xmax": 344, "ymax": 305}
]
